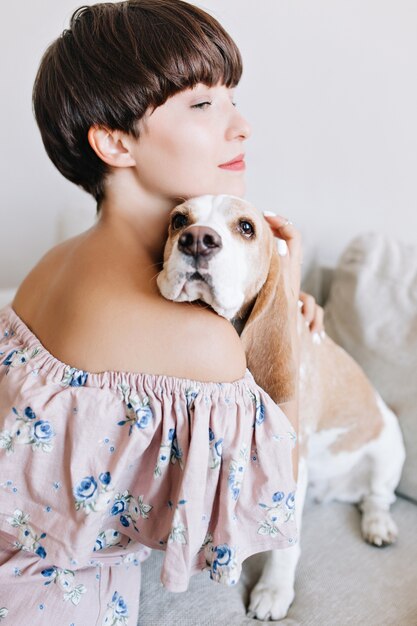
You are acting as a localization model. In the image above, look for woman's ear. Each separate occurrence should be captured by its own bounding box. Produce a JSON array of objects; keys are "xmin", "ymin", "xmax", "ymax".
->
[
  {"xmin": 240, "ymin": 244, "xmax": 297, "ymax": 404},
  {"xmin": 87, "ymin": 126, "xmax": 136, "ymax": 168}
]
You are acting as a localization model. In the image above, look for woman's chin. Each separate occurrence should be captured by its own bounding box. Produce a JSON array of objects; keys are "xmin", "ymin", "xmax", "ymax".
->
[
  {"xmin": 178, "ymin": 180, "xmax": 246, "ymax": 202},
  {"xmin": 211, "ymin": 179, "xmax": 246, "ymax": 198}
]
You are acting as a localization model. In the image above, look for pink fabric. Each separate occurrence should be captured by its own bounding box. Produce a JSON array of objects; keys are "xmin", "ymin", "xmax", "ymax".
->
[
  {"xmin": 0, "ymin": 542, "xmax": 150, "ymax": 624},
  {"xmin": 0, "ymin": 303, "xmax": 297, "ymax": 620}
]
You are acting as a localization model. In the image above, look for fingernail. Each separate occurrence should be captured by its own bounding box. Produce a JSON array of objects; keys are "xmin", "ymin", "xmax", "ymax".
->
[
  {"xmin": 298, "ymin": 299, "xmax": 304, "ymax": 309},
  {"xmin": 262, "ymin": 210, "xmax": 276, "ymax": 217},
  {"xmin": 277, "ymin": 238, "xmax": 288, "ymax": 256},
  {"xmin": 320, "ymin": 331, "xmax": 326, "ymax": 340}
]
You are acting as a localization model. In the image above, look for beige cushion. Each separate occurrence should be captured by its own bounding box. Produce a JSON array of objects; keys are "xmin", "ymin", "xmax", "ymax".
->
[{"xmin": 324, "ymin": 233, "xmax": 417, "ymax": 502}]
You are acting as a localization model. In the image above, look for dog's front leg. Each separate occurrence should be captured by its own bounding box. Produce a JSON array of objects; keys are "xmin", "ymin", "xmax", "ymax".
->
[{"xmin": 247, "ymin": 458, "xmax": 308, "ymax": 621}]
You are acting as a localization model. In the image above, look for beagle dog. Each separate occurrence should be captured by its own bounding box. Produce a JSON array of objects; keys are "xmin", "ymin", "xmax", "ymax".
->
[{"xmin": 156, "ymin": 194, "xmax": 406, "ymax": 621}]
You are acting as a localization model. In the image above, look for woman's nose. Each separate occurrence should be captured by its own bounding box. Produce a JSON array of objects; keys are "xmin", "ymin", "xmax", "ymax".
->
[{"xmin": 226, "ymin": 108, "xmax": 252, "ymax": 141}]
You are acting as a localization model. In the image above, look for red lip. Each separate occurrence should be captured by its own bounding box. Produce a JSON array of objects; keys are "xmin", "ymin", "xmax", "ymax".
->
[{"xmin": 218, "ymin": 153, "xmax": 245, "ymax": 167}]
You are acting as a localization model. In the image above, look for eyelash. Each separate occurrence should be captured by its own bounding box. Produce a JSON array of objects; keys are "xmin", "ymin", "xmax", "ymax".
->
[{"xmin": 191, "ymin": 101, "xmax": 237, "ymax": 109}]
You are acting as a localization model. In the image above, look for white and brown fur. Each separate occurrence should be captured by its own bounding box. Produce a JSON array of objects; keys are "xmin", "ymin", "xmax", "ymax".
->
[{"xmin": 156, "ymin": 194, "xmax": 406, "ymax": 621}]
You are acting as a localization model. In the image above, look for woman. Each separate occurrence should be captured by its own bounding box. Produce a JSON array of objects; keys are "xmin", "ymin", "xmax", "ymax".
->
[{"xmin": 0, "ymin": 1, "xmax": 322, "ymax": 622}]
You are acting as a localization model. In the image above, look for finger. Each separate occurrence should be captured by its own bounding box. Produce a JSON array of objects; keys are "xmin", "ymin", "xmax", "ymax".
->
[
  {"xmin": 263, "ymin": 214, "xmax": 302, "ymax": 261},
  {"xmin": 298, "ymin": 293, "xmax": 316, "ymax": 326},
  {"xmin": 263, "ymin": 213, "xmax": 303, "ymax": 301},
  {"xmin": 299, "ymin": 292, "xmax": 325, "ymax": 334},
  {"xmin": 309, "ymin": 304, "xmax": 325, "ymax": 335},
  {"xmin": 278, "ymin": 247, "xmax": 301, "ymax": 305}
]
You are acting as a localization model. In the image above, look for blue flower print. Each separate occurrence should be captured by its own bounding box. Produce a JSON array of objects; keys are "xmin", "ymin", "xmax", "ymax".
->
[
  {"xmin": 111, "ymin": 497, "xmax": 127, "ymax": 516},
  {"xmin": 228, "ymin": 444, "xmax": 249, "ymax": 501},
  {"xmin": 286, "ymin": 492, "xmax": 296, "ymax": 510},
  {"xmin": 117, "ymin": 382, "xmax": 153, "ymax": 435},
  {"xmin": 110, "ymin": 491, "xmax": 153, "ymax": 532},
  {"xmin": 1, "ymin": 325, "xmax": 15, "ymax": 339},
  {"xmin": 273, "ymin": 491, "xmax": 284, "ymax": 503},
  {"xmin": 246, "ymin": 388, "xmax": 266, "ymax": 426},
  {"xmin": 255, "ymin": 402, "xmax": 265, "ymax": 425},
  {"xmin": 204, "ymin": 542, "xmax": 240, "ymax": 585},
  {"xmin": 171, "ymin": 431, "xmax": 183, "ymax": 462},
  {"xmin": 36, "ymin": 545, "xmax": 46, "ymax": 558},
  {"xmin": 0, "ymin": 608, "xmax": 9, "ymax": 620},
  {"xmin": 1, "ymin": 346, "xmax": 40, "ymax": 372},
  {"xmin": 212, "ymin": 544, "xmax": 232, "ymax": 571},
  {"xmin": 33, "ymin": 420, "xmax": 54, "ymax": 443},
  {"xmin": 0, "ymin": 406, "xmax": 56, "ymax": 454},
  {"xmin": 73, "ymin": 472, "xmax": 113, "ymax": 514},
  {"xmin": 208, "ymin": 427, "xmax": 223, "ymax": 470},
  {"xmin": 24, "ymin": 407, "xmax": 36, "ymax": 420},
  {"xmin": 41, "ymin": 566, "xmax": 87, "ymax": 605},
  {"xmin": 60, "ymin": 365, "xmax": 88, "ymax": 387},
  {"xmin": 94, "ymin": 529, "xmax": 123, "ymax": 552},
  {"xmin": 41, "ymin": 567, "xmax": 55, "ymax": 578},
  {"xmin": 102, "ymin": 591, "xmax": 129, "ymax": 625},
  {"xmin": 258, "ymin": 490, "xmax": 296, "ymax": 537},
  {"xmin": 99, "ymin": 472, "xmax": 111, "ymax": 486},
  {"xmin": 114, "ymin": 592, "xmax": 128, "ymax": 616},
  {"xmin": 185, "ymin": 384, "xmax": 201, "ymax": 411},
  {"xmin": 154, "ymin": 428, "xmax": 184, "ymax": 477},
  {"xmin": 7, "ymin": 509, "xmax": 47, "ymax": 559},
  {"xmin": 75, "ymin": 476, "xmax": 97, "ymax": 501}
]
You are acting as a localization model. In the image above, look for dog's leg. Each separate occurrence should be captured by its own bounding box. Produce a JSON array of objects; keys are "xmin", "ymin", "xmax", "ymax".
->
[
  {"xmin": 247, "ymin": 457, "xmax": 308, "ymax": 621},
  {"xmin": 359, "ymin": 396, "xmax": 406, "ymax": 547}
]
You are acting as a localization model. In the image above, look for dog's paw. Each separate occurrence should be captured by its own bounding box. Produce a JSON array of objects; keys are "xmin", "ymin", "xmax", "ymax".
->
[
  {"xmin": 247, "ymin": 583, "xmax": 294, "ymax": 621},
  {"xmin": 361, "ymin": 509, "xmax": 398, "ymax": 547}
]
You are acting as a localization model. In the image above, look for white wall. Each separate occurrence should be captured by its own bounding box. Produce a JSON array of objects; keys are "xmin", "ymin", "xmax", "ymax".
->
[{"xmin": 0, "ymin": 0, "xmax": 416, "ymax": 288}]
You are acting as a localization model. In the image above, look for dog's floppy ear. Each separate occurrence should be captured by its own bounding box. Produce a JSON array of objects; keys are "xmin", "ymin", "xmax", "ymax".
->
[{"xmin": 240, "ymin": 244, "xmax": 296, "ymax": 404}]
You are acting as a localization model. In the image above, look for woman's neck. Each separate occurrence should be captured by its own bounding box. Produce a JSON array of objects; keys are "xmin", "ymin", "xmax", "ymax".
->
[{"xmin": 96, "ymin": 184, "xmax": 185, "ymax": 267}]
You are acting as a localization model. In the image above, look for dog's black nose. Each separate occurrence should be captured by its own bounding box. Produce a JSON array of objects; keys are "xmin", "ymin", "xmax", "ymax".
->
[{"xmin": 178, "ymin": 226, "xmax": 222, "ymax": 260}]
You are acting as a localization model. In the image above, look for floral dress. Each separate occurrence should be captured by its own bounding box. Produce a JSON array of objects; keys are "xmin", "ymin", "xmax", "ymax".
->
[{"xmin": 0, "ymin": 304, "xmax": 297, "ymax": 624}]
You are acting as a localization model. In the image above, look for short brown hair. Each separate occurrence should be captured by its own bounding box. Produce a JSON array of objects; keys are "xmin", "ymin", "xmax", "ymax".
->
[{"xmin": 32, "ymin": 0, "xmax": 243, "ymax": 211}]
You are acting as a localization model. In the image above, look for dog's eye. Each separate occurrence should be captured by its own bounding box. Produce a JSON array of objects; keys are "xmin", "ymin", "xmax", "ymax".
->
[
  {"xmin": 239, "ymin": 220, "xmax": 254, "ymax": 238},
  {"xmin": 171, "ymin": 213, "xmax": 188, "ymax": 230}
]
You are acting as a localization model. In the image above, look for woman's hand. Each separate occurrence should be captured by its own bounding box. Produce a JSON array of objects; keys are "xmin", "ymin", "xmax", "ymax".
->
[
  {"xmin": 298, "ymin": 291, "xmax": 325, "ymax": 336},
  {"xmin": 262, "ymin": 213, "xmax": 302, "ymax": 308},
  {"xmin": 262, "ymin": 212, "xmax": 325, "ymax": 337}
]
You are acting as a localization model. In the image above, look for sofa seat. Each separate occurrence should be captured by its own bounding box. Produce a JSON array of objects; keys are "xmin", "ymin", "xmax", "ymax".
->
[{"xmin": 139, "ymin": 494, "xmax": 417, "ymax": 625}]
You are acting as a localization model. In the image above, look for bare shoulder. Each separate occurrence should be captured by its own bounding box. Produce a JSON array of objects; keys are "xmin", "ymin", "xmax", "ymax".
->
[
  {"xmin": 12, "ymin": 237, "xmax": 247, "ymax": 383},
  {"xmin": 162, "ymin": 301, "xmax": 247, "ymax": 382},
  {"xmin": 49, "ymin": 296, "xmax": 246, "ymax": 383},
  {"xmin": 89, "ymin": 295, "xmax": 248, "ymax": 383}
]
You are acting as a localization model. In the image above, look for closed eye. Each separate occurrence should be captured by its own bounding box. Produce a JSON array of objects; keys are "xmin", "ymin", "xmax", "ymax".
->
[
  {"xmin": 191, "ymin": 101, "xmax": 237, "ymax": 109},
  {"xmin": 191, "ymin": 101, "xmax": 212, "ymax": 109}
]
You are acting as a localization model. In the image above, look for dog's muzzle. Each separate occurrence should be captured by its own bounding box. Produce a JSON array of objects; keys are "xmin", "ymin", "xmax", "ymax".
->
[{"xmin": 157, "ymin": 206, "xmax": 247, "ymax": 320}]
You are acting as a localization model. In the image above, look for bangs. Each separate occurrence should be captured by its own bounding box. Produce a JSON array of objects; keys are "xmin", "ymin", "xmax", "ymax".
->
[
  {"xmin": 139, "ymin": 5, "xmax": 243, "ymax": 106},
  {"xmin": 67, "ymin": 2, "xmax": 243, "ymax": 115}
]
